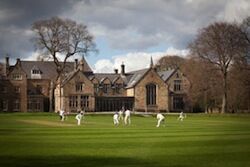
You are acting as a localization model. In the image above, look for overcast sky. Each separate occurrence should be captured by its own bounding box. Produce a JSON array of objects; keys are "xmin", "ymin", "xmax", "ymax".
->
[{"xmin": 0, "ymin": 0, "xmax": 249, "ymax": 72}]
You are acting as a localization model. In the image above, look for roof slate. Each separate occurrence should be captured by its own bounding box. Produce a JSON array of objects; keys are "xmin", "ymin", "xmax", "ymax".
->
[
  {"xmin": 126, "ymin": 68, "xmax": 149, "ymax": 88},
  {"xmin": 17, "ymin": 57, "xmax": 92, "ymax": 80},
  {"xmin": 157, "ymin": 69, "xmax": 176, "ymax": 81}
]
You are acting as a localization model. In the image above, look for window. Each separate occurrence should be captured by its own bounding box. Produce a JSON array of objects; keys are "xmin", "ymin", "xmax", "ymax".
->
[
  {"xmin": 176, "ymin": 73, "xmax": 179, "ymax": 78},
  {"xmin": 28, "ymin": 99, "xmax": 41, "ymax": 111},
  {"xmin": 14, "ymin": 86, "xmax": 20, "ymax": 93},
  {"xmin": 13, "ymin": 99, "xmax": 20, "ymax": 111},
  {"xmin": 12, "ymin": 74, "xmax": 22, "ymax": 80},
  {"xmin": 80, "ymin": 95, "xmax": 89, "ymax": 109},
  {"xmin": 146, "ymin": 83, "xmax": 156, "ymax": 105},
  {"xmin": 115, "ymin": 83, "xmax": 122, "ymax": 94},
  {"xmin": 173, "ymin": 97, "xmax": 184, "ymax": 110},
  {"xmin": 174, "ymin": 80, "xmax": 181, "ymax": 91},
  {"xmin": 31, "ymin": 68, "xmax": 42, "ymax": 79},
  {"xmin": 69, "ymin": 96, "xmax": 78, "ymax": 108},
  {"xmin": 75, "ymin": 82, "xmax": 85, "ymax": 92},
  {"xmin": 94, "ymin": 84, "xmax": 99, "ymax": 93},
  {"xmin": 103, "ymin": 84, "xmax": 109, "ymax": 93},
  {"xmin": 28, "ymin": 100, "xmax": 32, "ymax": 110},
  {"xmin": 32, "ymin": 69, "xmax": 41, "ymax": 74}
]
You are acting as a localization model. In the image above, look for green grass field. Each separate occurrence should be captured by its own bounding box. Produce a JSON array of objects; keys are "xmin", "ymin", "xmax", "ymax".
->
[{"xmin": 0, "ymin": 113, "xmax": 250, "ymax": 167}]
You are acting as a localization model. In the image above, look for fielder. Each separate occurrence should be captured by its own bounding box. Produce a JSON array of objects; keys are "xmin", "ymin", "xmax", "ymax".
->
[
  {"xmin": 118, "ymin": 109, "xmax": 124, "ymax": 121},
  {"xmin": 156, "ymin": 113, "xmax": 165, "ymax": 127},
  {"xmin": 113, "ymin": 112, "xmax": 119, "ymax": 125},
  {"xmin": 59, "ymin": 109, "xmax": 65, "ymax": 121},
  {"xmin": 75, "ymin": 111, "xmax": 84, "ymax": 126},
  {"xmin": 124, "ymin": 109, "xmax": 131, "ymax": 125},
  {"xmin": 177, "ymin": 111, "xmax": 185, "ymax": 121}
]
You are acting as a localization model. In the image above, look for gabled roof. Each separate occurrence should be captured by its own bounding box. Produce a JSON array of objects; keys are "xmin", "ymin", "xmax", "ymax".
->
[
  {"xmin": 126, "ymin": 68, "xmax": 150, "ymax": 88},
  {"xmin": 112, "ymin": 76, "xmax": 121, "ymax": 84},
  {"xmin": 31, "ymin": 65, "xmax": 42, "ymax": 73},
  {"xmin": 92, "ymin": 73, "xmax": 131, "ymax": 84},
  {"xmin": 58, "ymin": 62, "xmax": 179, "ymax": 89},
  {"xmin": 61, "ymin": 70, "xmax": 78, "ymax": 86},
  {"xmin": 61, "ymin": 70, "xmax": 93, "ymax": 87},
  {"xmin": 100, "ymin": 77, "xmax": 111, "ymax": 83},
  {"xmin": 15, "ymin": 57, "xmax": 92, "ymax": 80},
  {"xmin": 19, "ymin": 61, "xmax": 73, "ymax": 80},
  {"xmin": 157, "ymin": 69, "xmax": 176, "ymax": 82},
  {"xmin": 93, "ymin": 73, "xmax": 120, "ymax": 82}
]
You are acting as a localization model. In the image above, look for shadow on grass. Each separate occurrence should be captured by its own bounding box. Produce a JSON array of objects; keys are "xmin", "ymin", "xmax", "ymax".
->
[{"xmin": 0, "ymin": 155, "xmax": 161, "ymax": 167}]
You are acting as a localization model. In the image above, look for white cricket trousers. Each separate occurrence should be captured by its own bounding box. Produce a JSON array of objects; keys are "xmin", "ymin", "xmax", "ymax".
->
[
  {"xmin": 157, "ymin": 118, "xmax": 164, "ymax": 127},
  {"xmin": 124, "ymin": 115, "xmax": 130, "ymax": 125},
  {"xmin": 76, "ymin": 118, "xmax": 81, "ymax": 125}
]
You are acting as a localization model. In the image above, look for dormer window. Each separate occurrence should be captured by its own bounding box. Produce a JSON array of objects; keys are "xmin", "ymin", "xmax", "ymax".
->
[
  {"xmin": 32, "ymin": 69, "xmax": 41, "ymax": 74},
  {"xmin": 103, "ymin": 84, "xmax": 109, "ymax": 93},
  {"xmin": 31, "ymin": 66, "xmax": 42, "ymax": 79},
  {"xmin": 114, "ymin": 83, "xmax": 122, "ymax": 94}
]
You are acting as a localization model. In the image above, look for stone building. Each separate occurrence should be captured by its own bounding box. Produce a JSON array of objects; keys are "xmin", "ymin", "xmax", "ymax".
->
[
  {"xmin": 0, "ymin": 57, "xmax": 77, "ymax": 112},
  {"xmin": 55, "ymin": 58, "xmax": 190, "ymax": 112},
  {"xmin": 0, "ymin": 56, "xmax": 190, "ymax": 112}
]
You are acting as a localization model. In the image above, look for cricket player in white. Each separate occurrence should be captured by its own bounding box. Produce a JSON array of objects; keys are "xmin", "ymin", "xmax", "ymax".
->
[
  {"xmin": 113, "ymin": 112, "xmax": 119, "ymax": 125},
  {"xmin": 118, "ymin": 109, "xmax": 124, "ymax": 121},
  {"xmin": 59, "ymin": 109, "xmax": 65, "ymax": 121},
  {"xmin": 178, "ymin": 111, "xmax": 184, "ymax": 121},
  {"xmin": 124, "ymin": 109, "xmax": 131, "ymax": 125},
  {"xmin": 75, "ymin": 112, "xmax": 84, "ymax": 126},
  {"xmin": 156, "ymin": 113, "xmax": 165, "ymax": 127}
]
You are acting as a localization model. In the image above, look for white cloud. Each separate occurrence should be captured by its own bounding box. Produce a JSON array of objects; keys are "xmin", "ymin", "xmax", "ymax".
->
[
  {"xmin": 93, "ymin": 47, "xmax": 189, "ymax": 73},
  {"xmin": 65, "ymin": 0, "xmax": 250, "ymax": 52},
  {"xmin": 217, "ymin": 0, "xmax": 250, "ymax": 23},
  {"xmin": 94, "ymin": 59, "xmax": 114, "ymax": 73}
]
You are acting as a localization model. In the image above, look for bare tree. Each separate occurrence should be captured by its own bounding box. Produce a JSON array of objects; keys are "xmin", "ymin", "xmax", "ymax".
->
[
  {"xmin": 189, "ymin": 22, "xmax": 248, "ymax": 113},
  {"xmin": 241, "ymin": 16, "xmax": 250, "ymax": 44},
  {"xmin": 183, "ymin": 57, "xmax": 222, "ymax": 113},
  {"xmin": 32, "ymin": 17, "xmax": 97, "ymax": 111}
]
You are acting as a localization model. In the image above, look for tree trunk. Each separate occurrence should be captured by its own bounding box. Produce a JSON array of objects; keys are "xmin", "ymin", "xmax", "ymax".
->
[
  {"xmin": 204, "ymin": 90, "xmax": 208, "ymax": 113},
  {"xmin": 59, "ymin": 80, "xmax": 62, "ymax": 110},
  {"xmin": 49, "ymin": 81, "xmax": 54, "ymax": 112},
  {"xmin": 221, "ymin": 72, "xmax": 228, "ymax": 113}
]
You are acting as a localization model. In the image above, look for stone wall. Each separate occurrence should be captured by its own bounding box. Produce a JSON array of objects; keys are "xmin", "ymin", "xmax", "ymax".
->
[{"xmin": 134, "ymin": 68, "xmax": 169, "ymax": 112}]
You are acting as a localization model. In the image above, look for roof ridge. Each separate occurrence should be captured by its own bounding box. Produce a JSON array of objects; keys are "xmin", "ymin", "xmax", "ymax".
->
[{"xmin": 128, "ymin": 68, "xmax": 149, "ymax": 73}]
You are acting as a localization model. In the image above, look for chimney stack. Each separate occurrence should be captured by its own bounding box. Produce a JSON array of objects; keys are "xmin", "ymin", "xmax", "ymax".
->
[
  {"xmin": 5, "ymin": 56, "xmax": 9, "ymax": 75},
  {"xmin": 16, "ymin": 58, "xmax": 21, "ymax": 66},
  {"xmin": 114, "ymin": 69, "xmax": 118, "ymax": 74},
  {"xmin": 121, "ymin": 63, "xmax": 125, "ymax": 75},
  {"xmin": 74, "ymin": 59, "xmax": 78, "ymax": 70},
  {"xmin": 79, "ymin": 59, "xmax": 84, "ymax": 72}
]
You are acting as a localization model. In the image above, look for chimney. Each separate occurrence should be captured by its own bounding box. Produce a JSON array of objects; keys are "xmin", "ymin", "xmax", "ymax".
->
[
  {"xmin": 16, "ymin": 58, "xmax": 21, "ymax": 66},
  {"xmin": 5, "ymin": 56, "xmax": 9, "ymax": 75},
  {"xmin": 79, "ymin": 59, "xmax": 84, "ymax": 72},
  {"xmin": 121, "ymin": 63, "xmax": 125, "ymax": 75},
  {"xmin": 74, "ymin": 59, "xmax": 78, "ymax": 70},
  {"xmin": 5, "ymin": 57, "xmax": 9, "ymax": 67},
  {"xmin": 114, "ymin": 69, "xmax": 118, "ymax": 74}
]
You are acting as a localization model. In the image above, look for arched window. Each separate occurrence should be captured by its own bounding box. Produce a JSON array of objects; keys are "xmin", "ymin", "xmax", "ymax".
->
[{"xmin": 146, "ymin": 83, "xmax": 156, "ymax": 105}]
